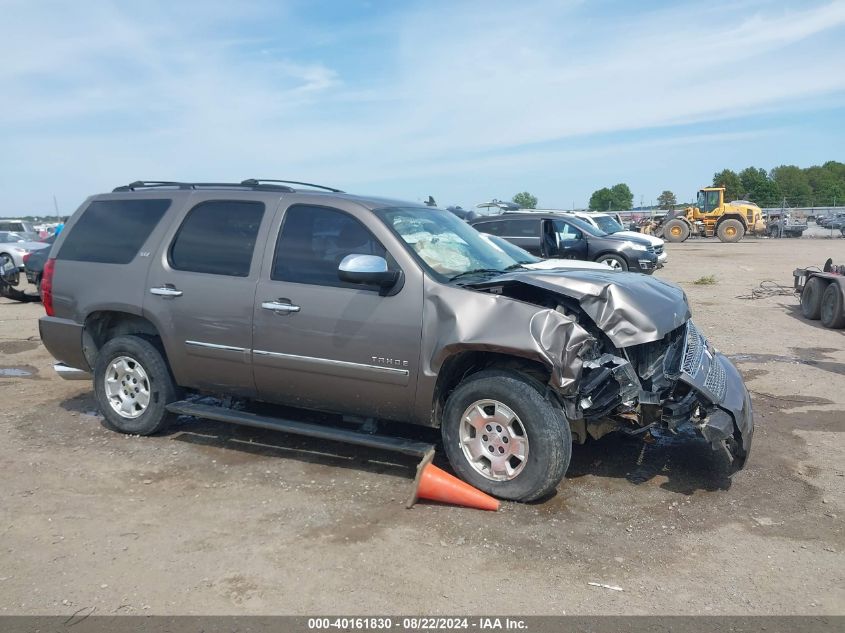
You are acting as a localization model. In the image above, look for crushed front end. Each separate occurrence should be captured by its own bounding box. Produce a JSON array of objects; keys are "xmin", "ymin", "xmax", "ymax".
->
[{"xmin": 576, "ymin": 320, "xmax": 753, "ymax": 467}]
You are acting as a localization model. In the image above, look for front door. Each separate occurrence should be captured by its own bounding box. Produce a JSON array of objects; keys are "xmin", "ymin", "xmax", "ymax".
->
[
  {"xmin": 251, "ymin": 203, "xmax": 424, "ymax": 420},
  {"xmin": 549, "ymin": 219, "xmax": 589, "ymax": 260}
]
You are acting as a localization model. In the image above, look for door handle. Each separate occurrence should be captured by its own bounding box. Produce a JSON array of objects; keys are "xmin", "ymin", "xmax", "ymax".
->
[
  {"xmin": 150, "ymin": 286, "xmax": 183, "ymax": 297},
  {"xmin": 261, "ymin": 300, "xmax": 301, "ymax": 314}
]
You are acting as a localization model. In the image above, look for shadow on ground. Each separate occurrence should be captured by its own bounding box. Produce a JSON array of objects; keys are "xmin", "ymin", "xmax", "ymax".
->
[
  {"xmin": 60, "ymin": 391, "xmax": 738, "ymax": 497},
  {"xmin": 567, "ymin": 427, "xmax": 734, "ymax": 494}
]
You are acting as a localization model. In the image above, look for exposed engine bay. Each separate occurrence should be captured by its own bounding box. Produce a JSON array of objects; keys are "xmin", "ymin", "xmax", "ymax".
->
[{"xmin": 470, "ymin": 269, "xmax": 753, "ymax": 468}]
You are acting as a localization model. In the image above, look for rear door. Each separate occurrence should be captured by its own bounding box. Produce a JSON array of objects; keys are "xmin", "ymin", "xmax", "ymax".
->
[
  {"xmin": 251, "ymin": 201, "xmax": 424, "ymax": 420},
  {"xmin": 474, "ymin": 218, "xmax": 543, "ymax": 255},
  {"xmin": 144, "ymin": 193, "xmax": 277, "ymax": 396}
]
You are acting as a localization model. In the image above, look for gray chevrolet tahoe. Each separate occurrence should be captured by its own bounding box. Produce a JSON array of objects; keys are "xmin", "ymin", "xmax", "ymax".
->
[{"xmin": 39, "ymin": 180, "xmax": 753, "ymax": 501}]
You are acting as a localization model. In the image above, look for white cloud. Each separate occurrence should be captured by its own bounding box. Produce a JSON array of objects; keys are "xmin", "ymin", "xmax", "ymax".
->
[{"xmin": 0, "ymin": 0, "xmax": 843, "ymax": 212}]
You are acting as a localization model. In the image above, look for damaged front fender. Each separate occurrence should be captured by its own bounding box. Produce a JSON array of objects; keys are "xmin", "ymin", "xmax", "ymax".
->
[{"xmin": 413, "ymin": 279, "xmax": 597, "ymax": 425}]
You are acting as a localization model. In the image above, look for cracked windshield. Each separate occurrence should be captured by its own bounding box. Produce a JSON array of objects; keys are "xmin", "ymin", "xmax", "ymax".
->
[{"xmin": 376, "ymin": 207, "xmax": 520, "ymax": 279}]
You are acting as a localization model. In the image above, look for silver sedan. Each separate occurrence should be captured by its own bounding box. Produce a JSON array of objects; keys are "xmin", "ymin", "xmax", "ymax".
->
[{"xmin": 0, "ymin": 231, "xmax": 51, "ymax": 270}]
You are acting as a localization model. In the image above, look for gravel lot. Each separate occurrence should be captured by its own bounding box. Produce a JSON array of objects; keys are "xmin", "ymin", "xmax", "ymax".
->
[{"xmin": 1, "ymin": 235, "xmax": 843, "ymax": 615}]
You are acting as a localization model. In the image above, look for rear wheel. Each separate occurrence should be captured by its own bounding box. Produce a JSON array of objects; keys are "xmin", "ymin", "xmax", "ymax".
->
[
  {"xmin": 94, "ymin": 335, "xmax": 177, "ymax": 435},
  {"xmin": 595, "ymin": 254, "xmax": 628, "ymax": 271},
  {"xmin": 717, "ymin": 219, "xmax": 745, "ymax": 243},
  {"xmin": 801, "ymin": 277, "xmax": 826, "ymax": 320},
  {"xmin": 820, "ymin": 283, "xmax": 845, "ymax": 329},
  {"xmin": 441, "ymin": 370, "xmax": 571, "ymax": 502},
  {"xmin": 663, "ymin": 219, "xmax": 690, "ymax": 243}
]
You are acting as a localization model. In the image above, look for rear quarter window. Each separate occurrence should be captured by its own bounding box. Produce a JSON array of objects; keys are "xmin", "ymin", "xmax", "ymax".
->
[
  {"xmin": 473, "ymin": 221, "xmax": 504, "ymax": 235},
  {"xmin": 57, "ymin": 199, "xmax": 171, "ymax": 264},
  {"xmin": 479, "ymin": 219, "xmax": 540, "ymax": 237}
]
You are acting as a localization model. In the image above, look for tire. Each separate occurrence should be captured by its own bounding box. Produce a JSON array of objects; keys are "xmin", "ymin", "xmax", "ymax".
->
[
  {"xmin": 441, "ymin": 369, "xmax": 572, "ymax": 502},
  {"xmin": 820, "ymin": 283, "xmax": 845, "ymax": 329},
  {"xmin": 595, "ymin": 254, "xmax": 629, "ymax": 271},
  {"xmin": 801, "ymin": 277, "xmax": 826, "ymax": 320},
  {"xmin": 93, "ymin": 335, "xmax": 178, "ymax": 435},
  {"xmin": 717, "ymin": 219, "xmax": 745, "ymax": 243},
  {"xmin": 663, "ymin": 219, "xmax": 690, "ymax": 243},
  {"xmin": 1, "ymin": 253, "xmax": 19, "ymax": 285}
]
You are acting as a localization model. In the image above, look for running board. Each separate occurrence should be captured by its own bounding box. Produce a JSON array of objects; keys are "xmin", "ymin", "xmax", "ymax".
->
[{"xmin": 165, "ymin": 401, "xmax": 434, "ymax": 458}]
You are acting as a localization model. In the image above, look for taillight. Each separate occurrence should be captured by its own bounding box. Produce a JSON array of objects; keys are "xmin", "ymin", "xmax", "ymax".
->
[
  {"xmin": 22, "ymin": 252, "xmax": 31, "ymax": 265},
  {"xmin": 42, "ymin": 258, "xmax": 56, "ymax": 316}
]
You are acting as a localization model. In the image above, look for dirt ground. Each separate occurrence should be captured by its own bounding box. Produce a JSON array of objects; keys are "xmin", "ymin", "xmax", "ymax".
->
[{"xmin": 1, "ymin": 236, "xmax": 843, "ymax": 616}]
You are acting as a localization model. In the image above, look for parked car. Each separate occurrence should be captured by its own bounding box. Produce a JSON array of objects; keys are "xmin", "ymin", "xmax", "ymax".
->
[
  {"xmin": 479, "ymin": 232, "xmax": 617, "ymax": 272},
  {"xmin": 0, "ymin": 220, "xmax": 39, "ymax": 241},
  {"xmin": 565, "ymin": 211, "xmax": 667, "ymax": 266},
  {"xmin": 24, "ymin": 234, "xmax": 56, "ymax": 294},
  {"xmin": 764, "ymin": 213, "xmax": 807, "ymax": 238},
  {"xmin": 469, "ymin": 212, "xmax": 660, "ymax": 273},
  {"xmin": 0, "ymin": 231, "xmax": 51, "ymax": 272},
  {"xmin": 39, "ymin": 180, "xmax": 752, "ymax": 501},
  {"xmin": 818, "ymin": 213, "xmax": 845, "ymax": 228}
]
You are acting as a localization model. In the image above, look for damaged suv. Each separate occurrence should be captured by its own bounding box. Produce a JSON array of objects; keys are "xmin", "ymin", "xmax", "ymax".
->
[{"xmin": 39, "ymin": 181, "xmax": 753, "ymax": 501}]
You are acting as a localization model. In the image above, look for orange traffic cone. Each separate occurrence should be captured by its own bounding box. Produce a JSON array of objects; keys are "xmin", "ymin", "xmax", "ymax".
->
[{"xmin": 407, "ymin": 451, "xmax": 500, "ymax": 511}]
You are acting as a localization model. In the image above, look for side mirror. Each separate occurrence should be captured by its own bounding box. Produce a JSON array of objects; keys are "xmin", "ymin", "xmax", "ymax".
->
[{"xmin": 338, "ymin": 254, "xmax": 399, "ymax": 289}]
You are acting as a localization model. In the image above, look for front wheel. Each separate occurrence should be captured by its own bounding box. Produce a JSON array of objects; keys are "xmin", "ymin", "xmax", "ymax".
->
[
  {"xmin": 801, "ymin": 277, "xmax": 825, "ymax": 320},
  {"xmin": 94, "ymin": 335, "xmax": 178, "ymax": 435},
  {"xmin": 441, "ymin": 370, "xmax": 572, "ymax": 502},
  {"xmin": 595, "ymin": 254, "xmax": 629, "ymax": 271},
  {"xmin": 663, "ymin": 219, "xmax": 690, "ymax": 243}
]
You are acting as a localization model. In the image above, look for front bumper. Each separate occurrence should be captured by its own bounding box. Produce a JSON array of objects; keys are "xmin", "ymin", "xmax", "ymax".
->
[
  {"xmin": 676, "ymin": 322, "xmax": 753, "ymax": 465},
  {"xmin": 637, "ymin": 257, "xmax": 659, "ymax": 272},
  {"xmin": 657, "ymin": 251, "xmax": 668, "ymax": 265}
]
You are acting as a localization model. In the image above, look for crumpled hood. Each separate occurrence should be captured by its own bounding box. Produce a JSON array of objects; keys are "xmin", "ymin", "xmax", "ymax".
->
[{"xmin": 490, "ymin": 269, "xmax": 691, "ymax": 347}]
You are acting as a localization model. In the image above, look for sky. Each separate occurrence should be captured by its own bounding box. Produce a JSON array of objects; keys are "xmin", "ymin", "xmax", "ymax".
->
[{"xmin": 1, "ymin": 0, "xmax": 844, "ymax": 216}]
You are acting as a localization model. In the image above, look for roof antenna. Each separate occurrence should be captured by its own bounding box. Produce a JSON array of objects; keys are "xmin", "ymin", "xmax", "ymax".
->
[{"xmin": 425, "ymin": 195, "xmax": 437, "ymax": 207}]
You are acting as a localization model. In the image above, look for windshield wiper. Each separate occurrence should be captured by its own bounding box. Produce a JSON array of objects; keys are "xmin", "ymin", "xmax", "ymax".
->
[{"xmin": 448, "ymin": 268, "xmax": 506, "ymax": 282}]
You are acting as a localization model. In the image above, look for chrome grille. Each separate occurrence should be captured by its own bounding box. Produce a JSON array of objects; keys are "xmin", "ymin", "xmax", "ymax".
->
[
  {"xmin": 681, "ymin": 321, "xmax": 705, "ymax": 376},
  {"xmin": 705, "ymin": 357, "xmax": 727, "ymax": 400}
]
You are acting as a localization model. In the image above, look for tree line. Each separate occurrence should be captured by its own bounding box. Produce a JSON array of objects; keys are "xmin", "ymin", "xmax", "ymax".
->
[{"xmin": 712, "ymin": 161, "xmax": 844, "ymax": 208}]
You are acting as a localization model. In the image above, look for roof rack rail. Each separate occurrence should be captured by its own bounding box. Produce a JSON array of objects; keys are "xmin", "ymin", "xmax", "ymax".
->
[
  {"xmin": 240, "ymin": 179, "xmax": 344, "ymax": 193},
  {"xmin": 112, "ymin": 180, "xmax": 296, "ymax": 193}
]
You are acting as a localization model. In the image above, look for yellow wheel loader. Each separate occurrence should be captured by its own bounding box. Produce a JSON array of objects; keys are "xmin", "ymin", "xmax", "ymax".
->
[{"xmin": 659, "ymin": 187, "xmax": 766, "ymax": 243}]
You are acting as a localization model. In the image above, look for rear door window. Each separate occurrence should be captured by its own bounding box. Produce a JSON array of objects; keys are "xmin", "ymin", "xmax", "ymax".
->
[
  {"xmin": 169, "ymin": 200, "xmax": 265, "ymax": 277},
  {"xmin": 57, "ymin": 199, "xmax": 171, "ymax": 264},
  {"xmin": 272, "ymin": 205, "xmax": 387, "ymax": 288},
  {"xmin": 494, "ymin": 219, "xmax": 540, "ymax": 237}
]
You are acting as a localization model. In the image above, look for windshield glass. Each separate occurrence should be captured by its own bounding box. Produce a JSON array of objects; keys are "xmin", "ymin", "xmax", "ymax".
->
[
  {"xmin": 592, "ymin": 215, "xmax": 623, "ymax": 234},
  {"xmin": 374, "ymin": 207, "xmax": 521, "ymax": 280},
  {"xmin": 480, "ymin": 233, "xmax": 539, "ymax": 264}
]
